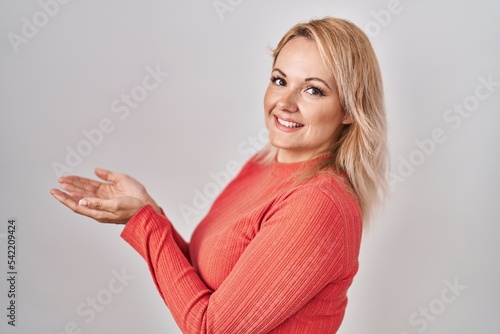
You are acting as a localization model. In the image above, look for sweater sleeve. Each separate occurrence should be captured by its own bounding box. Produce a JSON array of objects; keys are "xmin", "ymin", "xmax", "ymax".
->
[
  {"xmin": 158, "ymin": 207, "xmax": 190, "ymax": 261},
  {"xmin": 121, "ymin": 185, "xmax": 361, "ymax": 333}
]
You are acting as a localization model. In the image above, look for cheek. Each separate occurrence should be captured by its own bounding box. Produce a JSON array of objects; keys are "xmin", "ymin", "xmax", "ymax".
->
[{"xmin": 307, "ymin": 104, "xmax": 344, "ymax": 133}]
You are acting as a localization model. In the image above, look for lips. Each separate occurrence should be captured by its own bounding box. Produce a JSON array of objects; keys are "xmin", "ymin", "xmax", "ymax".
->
[{"xmin": 275, "ymin": 116, "xmax": 304, "ymax": 129}]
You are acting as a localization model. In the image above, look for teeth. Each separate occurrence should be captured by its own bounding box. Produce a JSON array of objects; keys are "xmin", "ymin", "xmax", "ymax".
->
[{"xmin": 277, "ymin": 117, "xmax": 303, "ymax": 128}]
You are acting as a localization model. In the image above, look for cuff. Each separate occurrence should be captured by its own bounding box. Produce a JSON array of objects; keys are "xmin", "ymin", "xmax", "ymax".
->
[{"xmin": 121, "ymin": 204, "xmax": 169, "ymax": 254}]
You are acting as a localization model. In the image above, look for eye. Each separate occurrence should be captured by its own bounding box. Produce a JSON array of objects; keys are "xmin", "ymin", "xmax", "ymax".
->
[
  {"xmin": 271, "ymin": 76, "xmax": 286, "ymax": 87},
  {"xmin": 305, "ymin": 86, "xmax": 325, "ymax": 96}
]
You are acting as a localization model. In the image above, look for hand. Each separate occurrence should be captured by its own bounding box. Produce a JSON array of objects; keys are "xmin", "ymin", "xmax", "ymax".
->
[
  {"xmin": 56, "ymin": 168, "xmax": 160, "ymax": 212},
  {"xmin": 50, "ymin": 168, "xmax": 160, "ymax": 224},
  {"xmin": 50, "ymin": 191, "xmax": 145, "ymax": 224}
]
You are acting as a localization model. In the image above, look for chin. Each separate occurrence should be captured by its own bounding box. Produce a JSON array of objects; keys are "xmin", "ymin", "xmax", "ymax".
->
[
  {"xmin": 269, "ymin": 140, "xmax": 298, "ymax": 152},
  {"xmin": 268, "ymin": 133, "xmax": 290, "ymax": 149}
]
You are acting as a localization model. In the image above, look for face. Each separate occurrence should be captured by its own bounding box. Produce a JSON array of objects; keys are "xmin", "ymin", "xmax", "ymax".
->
[{"xmin": 264, "ymin": 37, "xmax": 351, "ymax": 163}]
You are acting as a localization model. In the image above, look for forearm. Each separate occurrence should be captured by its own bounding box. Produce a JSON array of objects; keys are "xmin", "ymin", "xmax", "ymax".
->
[{"xmin": 121, "ymin": 205, "xmax": 209, "ymax": 331}]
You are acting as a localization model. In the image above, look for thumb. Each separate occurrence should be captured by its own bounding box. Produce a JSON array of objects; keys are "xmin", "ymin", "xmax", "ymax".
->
[
  {"xmin": 78, "ymin": 197, "xmax": 113, "ymax": 212},
  {"xmin": 95, "ymin": 168, "xmax": 118, "ymax": 183}
]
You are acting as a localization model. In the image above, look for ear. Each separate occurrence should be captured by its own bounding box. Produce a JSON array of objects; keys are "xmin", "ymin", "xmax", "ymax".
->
[{"xmin": 341, "ymin": 112, "xmax": 353, "ymax": 125}]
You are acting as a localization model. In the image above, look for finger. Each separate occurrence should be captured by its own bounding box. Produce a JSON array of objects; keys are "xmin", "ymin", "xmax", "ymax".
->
[
  {"xmin": 59, "ymin": 175, "xmax": 102, "ymax": 193},
  {"xmin": 95, "ymin": 168, "xmax": 121, "ymax": 183},
  {"xmin": 68, "ymin": 192, "xmax": 85, "ymax": 202},
  {"xmin": 56, "ymin": 193, "xmax": 119, "ymax": 223},
  {"xmin": 78, "ymin": 197, "xmax": 116, "ymax": 212},
  {"xmin": 77, "ymin": 198, "xmax": 125, "ymax": 223},
  {"xmin": 60, "ymin": 182, "xmax": 97, "ymax": 199},
  {"xmin": 52, "ymin": 189, "xmax": 102, "ymax": 215},
  {"xmin": 52, "ymin": 188, "xmax": 130, "ymax": 224},
  {"xmin": 50, "ymin": 189, "xmax": 80, "ymax": 212},
  {"xmin": 60, "ymin": 182, "xmax": 86, "ymax": 194}
]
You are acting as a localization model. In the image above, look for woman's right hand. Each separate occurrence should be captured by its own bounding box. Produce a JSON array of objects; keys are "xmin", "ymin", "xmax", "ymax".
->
[{"xmin": 53, "ymin": 168, "xmax": 161, "ymax": 214}]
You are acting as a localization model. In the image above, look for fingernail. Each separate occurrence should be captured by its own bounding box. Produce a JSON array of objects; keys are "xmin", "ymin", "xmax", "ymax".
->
[{"xmin": 79, "ymin": 199, "xmax": 88, "ymax": 206}]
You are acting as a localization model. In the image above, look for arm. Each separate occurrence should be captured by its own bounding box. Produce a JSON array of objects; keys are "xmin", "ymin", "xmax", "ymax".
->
[
  {"xmin": 121, "ymin": 186, "xmax": 361, "ymax": 333},
  {"xmin": 50, "ymin": 168, "xmax": 190, "ymax": 259},
  {"xmin": 157, "ymin": 207, "xmax": 190, "ymax": 262}
]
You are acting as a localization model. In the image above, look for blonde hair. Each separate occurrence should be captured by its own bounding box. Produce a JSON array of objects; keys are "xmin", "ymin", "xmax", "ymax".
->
[{"xmin": 258, "ymin": 17, "xmax": 388, "ymax": 224}]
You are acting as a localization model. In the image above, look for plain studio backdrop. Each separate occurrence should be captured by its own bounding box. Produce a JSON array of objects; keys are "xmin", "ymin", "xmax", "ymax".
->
[{"xmin": 1, "ymin": 0, "xmax": 499, "ymax": 333}]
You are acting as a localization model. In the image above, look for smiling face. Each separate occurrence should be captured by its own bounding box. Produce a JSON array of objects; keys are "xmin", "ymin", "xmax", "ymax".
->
[{"xmin": 264, "ymin": 37, "xmax": 351, "ymax": 163}]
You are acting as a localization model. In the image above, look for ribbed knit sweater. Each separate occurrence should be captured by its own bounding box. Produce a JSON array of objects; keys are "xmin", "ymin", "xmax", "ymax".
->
[{"xmin": 121, "ymin": 155, "xmax": 363, "ymax": 333}]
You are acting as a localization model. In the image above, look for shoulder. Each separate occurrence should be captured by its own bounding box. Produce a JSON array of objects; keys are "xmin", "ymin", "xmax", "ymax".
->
[
  {"xmin": 288, "ymin": 172, "xmax": 361, "ymax": 223},
  {"xmin": 264, "ymin": 172, "xmax": 362, "ymax": 239}
]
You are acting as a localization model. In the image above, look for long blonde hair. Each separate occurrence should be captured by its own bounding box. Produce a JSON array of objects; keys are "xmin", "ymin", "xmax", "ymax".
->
[{"xmin": 258, "ymin": 17, "xmax": 388, "ymax": 224}]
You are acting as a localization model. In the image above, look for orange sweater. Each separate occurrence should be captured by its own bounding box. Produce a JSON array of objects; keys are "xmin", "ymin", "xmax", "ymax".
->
[{"xmin": 121, "ymin": 156, "xmax": 362, "ymax": 333}]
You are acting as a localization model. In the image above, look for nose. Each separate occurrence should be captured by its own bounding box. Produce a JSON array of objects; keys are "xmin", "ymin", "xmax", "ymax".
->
[{"xmin": 276, "ymin": 89, "xmax": 299, "ymax": 113}]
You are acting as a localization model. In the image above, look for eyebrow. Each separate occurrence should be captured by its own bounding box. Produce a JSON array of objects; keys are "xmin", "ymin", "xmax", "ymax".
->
[{"xmin": 272, "ymin": 68, "xmax": 332, "ymax": 91}]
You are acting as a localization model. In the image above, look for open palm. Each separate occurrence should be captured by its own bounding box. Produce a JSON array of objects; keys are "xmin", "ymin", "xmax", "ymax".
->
[
  {"xmin": 50, "ymin": 168, "xmax": 161, "ymax": 224},
  {"xmin": 58, "ymin": 168, "xmax": 148, "ymax": 203}
]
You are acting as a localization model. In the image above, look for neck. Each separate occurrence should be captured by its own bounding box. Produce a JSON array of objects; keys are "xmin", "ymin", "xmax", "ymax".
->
[{"xmin": 276, "ymin": 149, "xmax": 330, "ymax": 164}]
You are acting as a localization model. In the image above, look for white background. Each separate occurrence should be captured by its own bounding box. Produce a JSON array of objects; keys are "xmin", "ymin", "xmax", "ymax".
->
[{"xmin": 1, "ymin": 0, "xmax": 499, "ymax": 333}]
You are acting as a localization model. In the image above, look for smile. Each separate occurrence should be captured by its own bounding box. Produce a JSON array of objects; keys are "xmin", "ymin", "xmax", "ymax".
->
[{"xmin": 276, "ymin": 117, "xmax": 304, "ymax": 129}]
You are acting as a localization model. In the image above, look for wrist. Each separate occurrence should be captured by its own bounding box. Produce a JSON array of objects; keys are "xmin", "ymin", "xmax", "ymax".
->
[{"xmin": 143, "ymin": 194, "xmax": 161, "ymax": 214}]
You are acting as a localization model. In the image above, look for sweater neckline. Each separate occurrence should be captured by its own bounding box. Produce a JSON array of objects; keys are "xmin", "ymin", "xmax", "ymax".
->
[{"xmin": 271, "ymin": 155, "xmax": 331, "ymax": 178}]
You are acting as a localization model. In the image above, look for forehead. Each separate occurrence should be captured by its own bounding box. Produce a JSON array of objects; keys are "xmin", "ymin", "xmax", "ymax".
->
[{"xmin": 274, "ymin": 37, "xmax": 333, "ymax": 81}]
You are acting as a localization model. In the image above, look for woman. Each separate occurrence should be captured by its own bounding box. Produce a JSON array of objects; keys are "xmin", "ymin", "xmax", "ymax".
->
[{"xmin": 51, "ymin": 17, "xmax": 387, "ymax": 333}]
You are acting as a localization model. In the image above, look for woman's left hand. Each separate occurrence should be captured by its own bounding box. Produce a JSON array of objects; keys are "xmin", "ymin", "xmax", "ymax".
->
[{"xmin": 50, "ymin": 189, "xmax": 145, "ymax": 224}]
